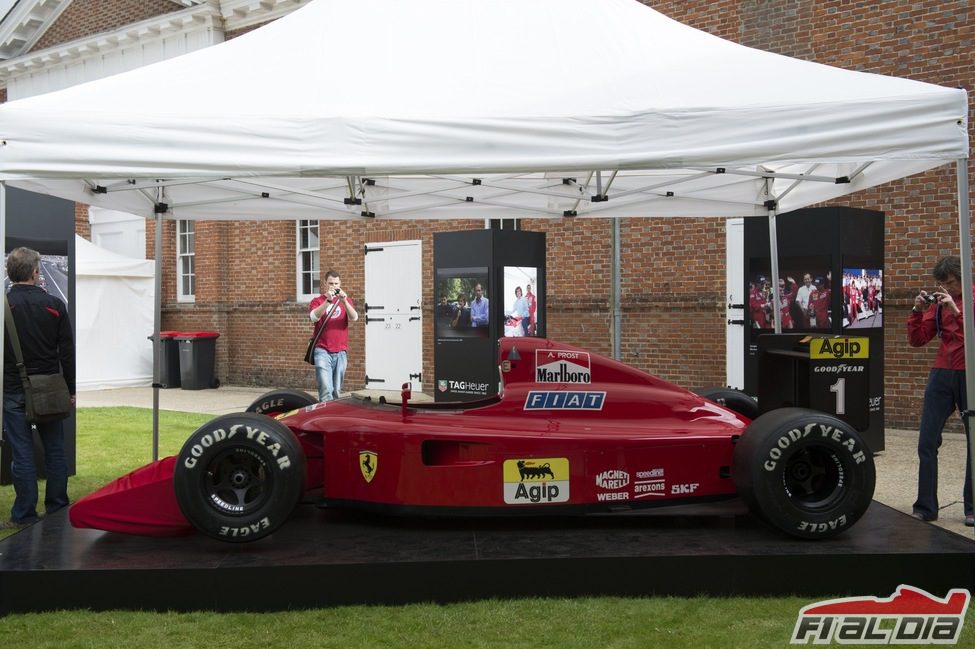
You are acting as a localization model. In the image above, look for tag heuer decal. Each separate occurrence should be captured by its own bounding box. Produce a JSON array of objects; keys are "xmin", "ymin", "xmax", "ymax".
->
[
  {"xmin": 359, "ymin": 451, "xmax": 378, "ymax": 483},
  {"xmin": 438, "ymin": 379, "xmax": 448, "ymax": 393}
]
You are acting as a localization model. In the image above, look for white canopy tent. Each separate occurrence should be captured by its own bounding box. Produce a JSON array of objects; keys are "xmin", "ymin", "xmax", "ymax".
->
[
  {"xmin": 75, "ymin": 235, "xmax": 154, "ymax": 391},
  {"xmin": 0, "ymin": 0, "xmax": 968, "ymax": 460}
]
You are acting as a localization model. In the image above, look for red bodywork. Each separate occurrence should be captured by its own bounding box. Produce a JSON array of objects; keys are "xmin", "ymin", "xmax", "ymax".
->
[
  {"xmin": 70, "ymin": 338, "xmax": 749, "ymax": 534},
  {"xmin": 294, "ymin": 338, "xmax": 746, "ymax": 513}
]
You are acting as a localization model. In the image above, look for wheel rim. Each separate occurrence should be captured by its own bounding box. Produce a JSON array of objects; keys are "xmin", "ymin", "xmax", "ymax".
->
[
  {"xmin": 202, "ymin": 447, "xmax": 273, "ymax": 515},
  {"xmin": 781, "ymin": 445, "xmax": 845, "ymax": 511}
]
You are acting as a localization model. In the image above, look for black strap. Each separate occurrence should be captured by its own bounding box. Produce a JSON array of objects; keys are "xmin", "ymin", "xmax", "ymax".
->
[
  {"xmin": 4, "ymin": 297, "xmax": 32, "ymax": 394},
  {"xmin": 310, "ymin": 297, "xmax": 342, "ymax": 350}
]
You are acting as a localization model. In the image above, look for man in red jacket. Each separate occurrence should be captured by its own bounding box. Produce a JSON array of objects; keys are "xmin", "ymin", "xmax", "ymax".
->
[{"xmin": 907, "ymin": 255, "xmax": 974, "ymax": 526}]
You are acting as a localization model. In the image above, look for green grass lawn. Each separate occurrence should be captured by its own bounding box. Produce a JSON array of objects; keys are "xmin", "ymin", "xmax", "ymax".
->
[{"xmin": 1, "ymin": 407, "xmax": 973, "ymax": 648}]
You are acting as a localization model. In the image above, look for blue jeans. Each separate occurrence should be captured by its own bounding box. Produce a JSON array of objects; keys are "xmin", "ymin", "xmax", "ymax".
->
[
  {"xmin": 314, "ymin": 348, "xmax": 347, "ymax": 402},
  {"xmin": 3, "ymin": 391, "xmax": 69, "ymax": 523},
  {"xmin": 914, "ymin": 368, "xmax": 974, "ymax": 518}
]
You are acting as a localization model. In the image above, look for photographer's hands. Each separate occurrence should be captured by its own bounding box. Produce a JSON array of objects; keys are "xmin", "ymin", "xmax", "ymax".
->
[{"xmin": 915, "ymin": 286, "xmax": 959, "ymax": 315}]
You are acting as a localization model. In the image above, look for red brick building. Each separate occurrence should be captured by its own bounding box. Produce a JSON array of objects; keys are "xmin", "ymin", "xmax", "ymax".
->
[{"xmin": 0, "ymin": 0, "xmax": 971, "ymax": 430}]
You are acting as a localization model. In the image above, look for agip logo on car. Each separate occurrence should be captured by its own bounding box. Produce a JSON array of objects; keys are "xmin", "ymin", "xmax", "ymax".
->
[
  {"xmin": 503, "ymin": 458, "xmax": 570, "ymax": 504},
  {"xmin": 535, "ymin": 350, "xmax": 591, "ymax": 384}
]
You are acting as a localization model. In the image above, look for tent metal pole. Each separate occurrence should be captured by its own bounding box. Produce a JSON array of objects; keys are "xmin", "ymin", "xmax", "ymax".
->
[
  {"xmin": 956, "ymin": 158, "xmax": 975, "ymax": 536},
  {"xmin": 766, "ymin": 179, "xmax": 783, "ymax": 333},
  {"xmin": 151, "ymin": 187, "xmax": 164, "ymax": 462},
  {"xmin": 612, "ymin": 217, "xmax": 621, "ymax": 360},
  {"xmin": 0, "ymin": 182, "xmax": 5, "ymax": 443}
]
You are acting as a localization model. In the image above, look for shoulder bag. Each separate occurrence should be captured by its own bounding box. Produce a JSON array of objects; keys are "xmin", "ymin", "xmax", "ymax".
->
[{"xmin": 4, "ymin": 297, "xmax": 72, "ymax": 423}]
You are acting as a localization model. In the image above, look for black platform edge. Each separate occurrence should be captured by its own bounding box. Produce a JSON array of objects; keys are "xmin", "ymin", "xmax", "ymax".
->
[{"xmin": 2, "ymin": 500, "xmax": 974, "ymax": 615}]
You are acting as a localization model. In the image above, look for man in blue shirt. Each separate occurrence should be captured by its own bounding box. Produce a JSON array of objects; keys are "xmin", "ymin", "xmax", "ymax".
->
[{"xmin": 470, "ymin": 283, "xmax": 489, "ymax": 327}]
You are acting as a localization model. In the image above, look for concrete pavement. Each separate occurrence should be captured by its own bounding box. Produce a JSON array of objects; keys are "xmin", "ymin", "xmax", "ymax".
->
[{"xmin": 76, "ymin": 385, "xmax": 975, "ymax": 540}]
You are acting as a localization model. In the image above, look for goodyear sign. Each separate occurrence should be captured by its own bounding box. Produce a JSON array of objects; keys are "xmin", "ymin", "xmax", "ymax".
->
[
  {"xmin": 503, "ymin": 458, "xmax": 570, "ymax": 504},
  {"xmin": 810, "ymin": 337, "xmax": 869, "ymax": 359}
]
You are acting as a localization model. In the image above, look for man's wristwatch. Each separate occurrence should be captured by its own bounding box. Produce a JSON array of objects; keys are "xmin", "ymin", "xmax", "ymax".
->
[{"xmin": 912, "ymin": 306, "xmax": 923, "ymax": 313}]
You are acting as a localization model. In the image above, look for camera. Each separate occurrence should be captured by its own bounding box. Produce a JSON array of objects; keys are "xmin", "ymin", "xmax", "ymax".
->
[
  {"xmin": 333, "ymin": 288, "xmax": 341, "ymax": 296},
  {"xmin": 923, "ymin": 293, "xmax": 938, "ymax": 303}
]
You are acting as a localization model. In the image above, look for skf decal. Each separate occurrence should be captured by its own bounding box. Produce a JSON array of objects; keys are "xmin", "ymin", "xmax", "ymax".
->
[
  {"xmin": 791, "ymin": 585, "xmax": 970, "ymax": 644},
  {"xmin": 524, "ymin": 391, "xmax": 605, "ymax": 410},
  {"xmin": 535, "ymin": 350, "xmax": 592, "ymax": 384},
  {"xmin": 359, "ymin": 451, "xmax": 378, "ymax": 483},
  {"xmin": 810, "ymin": 337, "xmax": 869, "ymax": 359},
  {"xmin": 503, "ymin": 458, "xmax": 570, "ymax": 504}
]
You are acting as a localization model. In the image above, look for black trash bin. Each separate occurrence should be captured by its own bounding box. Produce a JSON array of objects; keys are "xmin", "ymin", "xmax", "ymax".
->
[
  {"xmin": 175, "ymin": 331, "xmax": 220, "ymax": 390},
  {"xmin": 148, "ymin": 331, "xmax": 183, "ymax": 388}
]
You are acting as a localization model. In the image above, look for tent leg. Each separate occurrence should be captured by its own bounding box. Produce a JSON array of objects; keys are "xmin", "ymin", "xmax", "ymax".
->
[
  {"xmin": 151, "ymin": 188, "xmax": 164, "ymax": 461},
  {"xmin": 612, "ymin": 217, "xmax": 621, "ymax": 360},
  {"xmin": 0, "ymin": 182, "xmax": 5, "ymax": 444},
  {"xmin": 956, "ymin": 158, "xmax": 975, "ymax": 536},
  {"xmin": 766, "ymin": 179, "xmax": 782, "ymax": 333}
]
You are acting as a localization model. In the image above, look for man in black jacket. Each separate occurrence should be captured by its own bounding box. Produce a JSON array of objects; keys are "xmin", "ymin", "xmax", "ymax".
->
[{"xmin": 1, "ymin": 247, "xmax": 75, "ymax": 529}]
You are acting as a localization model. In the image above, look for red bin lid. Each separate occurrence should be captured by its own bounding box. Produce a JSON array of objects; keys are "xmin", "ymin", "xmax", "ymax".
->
[{"xmin": 174, "ymin": 331, "xmax": 220, "ymax": 340}]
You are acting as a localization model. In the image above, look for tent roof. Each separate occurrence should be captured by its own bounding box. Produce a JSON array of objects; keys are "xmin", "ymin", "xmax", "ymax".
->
[{"xmin": 0, "ymin": 0, "xmax": 966, "ymax": 220}]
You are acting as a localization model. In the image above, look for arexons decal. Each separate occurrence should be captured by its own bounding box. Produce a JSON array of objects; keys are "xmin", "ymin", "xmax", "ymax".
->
[
  {"xmin": 503, "ymin": 458, "xmax": 570, "ymax": 504},
  {"xmin": 535, "ymin": 350, "xmax": 592, "ymax": 384},
  {"xmin": 791, "ymin": 585, "xmax": 970, "ymax": 644},
  {"xmin": 634, "ymin": 467, "xmax": 666, "ymax": 499}
]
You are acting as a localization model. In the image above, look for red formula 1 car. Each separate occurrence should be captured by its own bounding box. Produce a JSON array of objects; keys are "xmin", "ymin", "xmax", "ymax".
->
[{"xmin": 71, "ymin": 337, "xmax": 876, "ymax": 542}]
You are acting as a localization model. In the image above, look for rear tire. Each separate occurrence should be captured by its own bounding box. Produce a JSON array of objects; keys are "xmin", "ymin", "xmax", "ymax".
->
[
  {"xmin": 693, "ymin": 387, "xmax": 759, "ymax": 420},
  {"xmin": 174, "ymin": 412, "xmax": 307, "ymax": 542},
  {"xmin": 733, "ymin": 407, "xmax": 875, "ymax": 539},
  {"xmin": 246, "ymin": 389, "xmax": 317, "ymax": 416}
]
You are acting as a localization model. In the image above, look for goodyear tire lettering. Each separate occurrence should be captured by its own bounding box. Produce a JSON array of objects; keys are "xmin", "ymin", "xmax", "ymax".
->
[
  {"xmin": 174, "ymin": 412, "xmax": 306, "ymax": 543},
  {"xmin": 734, "ymin": 407, "xmax": 875, "ymax": 540}
]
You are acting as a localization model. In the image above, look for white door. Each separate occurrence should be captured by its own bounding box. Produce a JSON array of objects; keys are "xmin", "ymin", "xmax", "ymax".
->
[
  {"xmin": 364, "ymin": 240, "xmax": 423, "ymax": 392},
  {"xmin": 725, "ymin": 218, "xmax": 745, "ymax": 390}
]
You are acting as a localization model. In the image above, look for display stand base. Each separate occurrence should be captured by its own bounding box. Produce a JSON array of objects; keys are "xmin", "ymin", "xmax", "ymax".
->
[{"xmin": 2, "ymin": 500, "xmax": 973, "ymax": 615}]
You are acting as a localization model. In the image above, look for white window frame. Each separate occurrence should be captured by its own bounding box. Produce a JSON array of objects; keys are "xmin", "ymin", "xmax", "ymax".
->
[
  {"xmin": 176, "ymin": 219, "xmax": 196, "ymax": 303},
  {"xmin": 296, "ymin": 219, "xmax": 320, "ymax": 303}
]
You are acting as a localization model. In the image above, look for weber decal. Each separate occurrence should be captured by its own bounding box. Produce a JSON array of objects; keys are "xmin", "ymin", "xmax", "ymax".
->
[
  {"xmin": 524, "ymin": 391, "xmax": 605, "ymax": 410},
  {"xmin": 535, "ymin": 350, "xmax": 592, "ymax": 384},
  {"xmin": 503, "ymin": 458, "xmax": 570, "ymax": 504}
]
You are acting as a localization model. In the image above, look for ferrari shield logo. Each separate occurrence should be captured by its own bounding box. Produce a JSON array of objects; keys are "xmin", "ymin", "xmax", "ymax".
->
[{"xmin": 359, "ymin": 451, "xmax": 378, "ymax": 483}]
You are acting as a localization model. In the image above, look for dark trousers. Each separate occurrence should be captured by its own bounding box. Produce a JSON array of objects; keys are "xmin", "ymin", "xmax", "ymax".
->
[{"xmin": 914, "ymin": 368, "xmax": 974, "ymax": 518}]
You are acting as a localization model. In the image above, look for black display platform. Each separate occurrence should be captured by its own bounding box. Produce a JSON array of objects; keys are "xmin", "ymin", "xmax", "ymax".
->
[{"xmin": 2, "ymin": 500, "xmax": 974, "ymax": 615}]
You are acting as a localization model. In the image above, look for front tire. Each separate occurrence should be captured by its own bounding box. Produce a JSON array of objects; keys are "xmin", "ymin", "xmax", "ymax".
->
[
  {"xmin": 733, "ymin": 407, "xmax": 875, "ymax": 539},
  {"xmin": 174, "ymin": 413, "xmax": 307, "ymax": 542}
]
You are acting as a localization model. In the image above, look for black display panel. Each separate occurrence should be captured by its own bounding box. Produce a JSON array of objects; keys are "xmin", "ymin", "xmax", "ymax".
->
[{"xmin": 742, "ymin": 207, "xmax": 884, "ymax": 452}]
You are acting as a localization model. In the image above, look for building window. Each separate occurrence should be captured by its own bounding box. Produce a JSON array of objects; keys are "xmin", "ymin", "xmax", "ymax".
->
[
  {"xmin": 297, "ymin": 220, "xmax": 320, "ymax": 302},
  {"xmin": 177, "ymin": 220, "xmax": 195, "ymax": 302}
]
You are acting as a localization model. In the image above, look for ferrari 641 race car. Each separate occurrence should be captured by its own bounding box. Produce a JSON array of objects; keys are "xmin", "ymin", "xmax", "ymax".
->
[{"xmin": 70, "ymin": 337, "xmax": 876, "ymax": 542}]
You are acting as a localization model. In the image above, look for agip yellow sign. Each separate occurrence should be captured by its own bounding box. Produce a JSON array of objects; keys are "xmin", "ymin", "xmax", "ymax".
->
[{"xmin": 810, "ymin": 337, "xmax": 869, "ymax": 360}]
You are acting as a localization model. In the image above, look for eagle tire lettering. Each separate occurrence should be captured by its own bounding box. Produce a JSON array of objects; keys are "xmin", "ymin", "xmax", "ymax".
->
[
  {"xmin": 174, "ymin": 412, "xmax": 307, "ymax": 543},
  {"xmin": 733, "ymin": 407, "xmax": 875, "ymax": 539},
  {"xmin": 245, "ymin": 389, "xmax": 317, "ymax": 416}
]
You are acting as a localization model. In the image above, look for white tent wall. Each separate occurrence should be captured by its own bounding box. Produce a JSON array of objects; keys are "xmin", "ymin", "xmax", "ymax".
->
[{"xmin": 75, "ymin": 234, "xmax": 154, "ymax": 391}]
